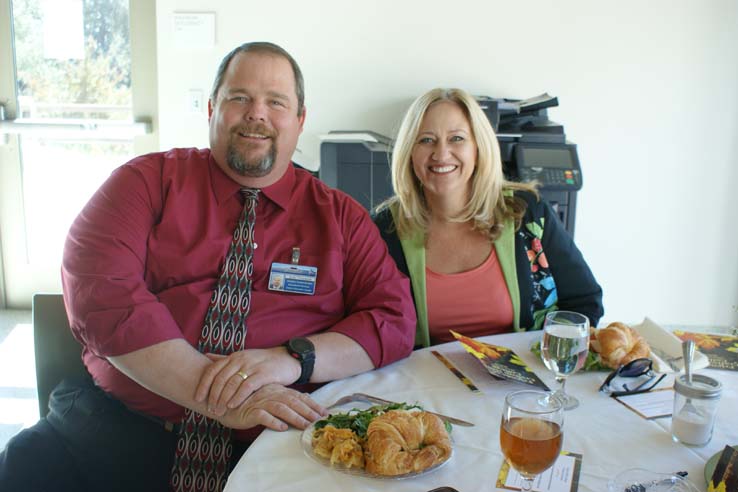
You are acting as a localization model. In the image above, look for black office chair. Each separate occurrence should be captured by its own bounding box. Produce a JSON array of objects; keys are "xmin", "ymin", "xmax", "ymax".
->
[{"xmin": 32, "ymin": 293, "xmax": 88, "ymax": 417}]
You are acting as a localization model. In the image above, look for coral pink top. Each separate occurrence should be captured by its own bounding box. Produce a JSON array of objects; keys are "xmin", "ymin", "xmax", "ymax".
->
[{"xmin": 426, "ymin": 247, "xmax": 513, "ymax": 344}]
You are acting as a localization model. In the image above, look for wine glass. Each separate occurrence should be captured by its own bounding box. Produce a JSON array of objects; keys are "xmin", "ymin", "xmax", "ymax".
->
[
  {"xmin": 540, "ymin": 310, "xmax": 590, "ymax": 410},
  {"xmin": 500, "ymin": 390, "xmax": 564, "ymax": 491}
]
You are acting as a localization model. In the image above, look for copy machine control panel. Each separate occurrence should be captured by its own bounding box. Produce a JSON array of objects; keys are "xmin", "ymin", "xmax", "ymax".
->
[{"xmin": 514, "ymin": 143, "xmax": 582, "ymax": 191}]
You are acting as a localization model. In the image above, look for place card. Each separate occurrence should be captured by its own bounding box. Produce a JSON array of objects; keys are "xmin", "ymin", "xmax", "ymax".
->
[
  {"xmin": 496, "ymin": 451, "xmax": 583, "ymax": 492},
  {"xmin": 614, "ymin": 388, "xmax": 674, "ymax": 419}
]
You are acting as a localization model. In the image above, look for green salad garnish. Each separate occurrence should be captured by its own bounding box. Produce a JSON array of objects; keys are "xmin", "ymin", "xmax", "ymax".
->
[{"xmin": 314, "ymin": 403, "xmax": 424, "ymax": 439}]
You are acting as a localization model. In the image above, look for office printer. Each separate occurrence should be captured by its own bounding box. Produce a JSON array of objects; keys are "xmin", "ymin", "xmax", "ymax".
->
[
  {"xmin": 476, "ymin": 93, "xmax": 582, "ymax": 236},
  {"xmin": 318, "ymin": 131, "xmax": 394, "ymax": 210}
]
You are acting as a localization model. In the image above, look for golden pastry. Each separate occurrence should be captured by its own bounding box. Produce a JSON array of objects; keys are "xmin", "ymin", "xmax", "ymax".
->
[
  {"xmin": 364, "ymin": 410, "xmax": 452, "ymax": 476},
  {"xmin": 591, "ymin": 322, "xmax": 650, "ymax": 369}
]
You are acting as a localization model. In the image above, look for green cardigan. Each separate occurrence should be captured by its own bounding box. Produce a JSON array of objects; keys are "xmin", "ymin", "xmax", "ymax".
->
[{"xmin": 373, "ymin": 191, "xmax": 603, "ymax": 348}]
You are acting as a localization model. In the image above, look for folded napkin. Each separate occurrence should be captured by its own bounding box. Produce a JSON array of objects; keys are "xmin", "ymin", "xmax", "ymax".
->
[{"xmin": 632, "ymin": 317, "xmax": 709, "ymax": 373}]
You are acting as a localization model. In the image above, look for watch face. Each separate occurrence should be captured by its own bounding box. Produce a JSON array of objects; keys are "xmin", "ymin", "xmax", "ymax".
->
[{"xmin": 290, "ymin": 337, "xmax": 314, "ymax": 355}]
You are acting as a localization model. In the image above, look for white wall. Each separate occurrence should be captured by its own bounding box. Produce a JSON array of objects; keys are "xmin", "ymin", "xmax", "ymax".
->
[{"xmin": 155, "ymin": 0, "xmax": 738, "ymax": 328}]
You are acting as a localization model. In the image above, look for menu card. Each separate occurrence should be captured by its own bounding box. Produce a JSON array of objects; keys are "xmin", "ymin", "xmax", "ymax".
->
[
  {"xmin": 614, "ymin": 388, "xmax": 674, "ymax": 419},
  {"xmin": 451, "ymin": 331, "xmax": 550, "ymax": 390},
  {"xmin": 673, "ymin": 331, "xmax": 738, "ymax": 371},
  {"xmin": 497, "ymin": 451, "xmax": 582, "ymax": 492}
]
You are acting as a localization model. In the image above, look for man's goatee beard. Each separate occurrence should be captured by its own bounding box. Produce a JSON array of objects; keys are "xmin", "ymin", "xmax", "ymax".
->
[{"xmin": 227, "ymin": 144, "xmax": 276, "ymax": 177}]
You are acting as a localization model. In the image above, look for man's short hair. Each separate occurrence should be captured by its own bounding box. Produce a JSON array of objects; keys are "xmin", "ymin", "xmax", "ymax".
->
[{"xmin": 210, "ymin": 41, "xmax": 305, "ymax": 116}]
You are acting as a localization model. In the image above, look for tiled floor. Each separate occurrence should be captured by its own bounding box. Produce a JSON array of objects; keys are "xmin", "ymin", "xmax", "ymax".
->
[{"xmin": 0, "ymin": 309, "xmax": 38, "ymax": 451}]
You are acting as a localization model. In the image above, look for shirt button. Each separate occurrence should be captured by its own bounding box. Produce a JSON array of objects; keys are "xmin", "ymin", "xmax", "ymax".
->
[{"xmin": 254, "ymin": 243, "xmax": 258, "ymax": 249}]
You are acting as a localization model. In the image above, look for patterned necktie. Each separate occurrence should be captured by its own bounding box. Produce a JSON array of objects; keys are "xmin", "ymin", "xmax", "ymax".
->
[{"xmin": 170, "ymin": 188, "xmax": 260, "ymax": 492}]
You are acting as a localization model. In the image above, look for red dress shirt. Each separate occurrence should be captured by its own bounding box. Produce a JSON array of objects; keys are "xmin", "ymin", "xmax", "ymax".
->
[{"xmin": 61, "ymin": 148, "xmax": 415, "ymax": 421}]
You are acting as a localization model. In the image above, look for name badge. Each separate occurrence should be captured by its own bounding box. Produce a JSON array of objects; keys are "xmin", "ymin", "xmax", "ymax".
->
[{"xmin": 268, "ymin": 262, "xmax": 318, "ymax": 295}]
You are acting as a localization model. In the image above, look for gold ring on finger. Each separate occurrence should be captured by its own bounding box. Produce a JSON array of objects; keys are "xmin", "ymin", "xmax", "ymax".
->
[{"xmin": 236, "ymin": 370, "xmax": 249, "ymax": 381}]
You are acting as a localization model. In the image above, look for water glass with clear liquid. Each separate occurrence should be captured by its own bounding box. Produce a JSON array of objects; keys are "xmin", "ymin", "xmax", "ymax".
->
[{"xmin": 541, "ymin": 311, "xmax": 590, "ymax": 410}]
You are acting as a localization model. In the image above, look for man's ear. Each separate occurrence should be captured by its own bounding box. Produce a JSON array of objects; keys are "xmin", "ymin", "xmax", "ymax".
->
[
  {"xmin": 207, "ymin": 99, "xmax": 214, "ymax": 121},
  {"xmin": 298, "ymin": 106, "xmax": 307, "ymax": 134}
]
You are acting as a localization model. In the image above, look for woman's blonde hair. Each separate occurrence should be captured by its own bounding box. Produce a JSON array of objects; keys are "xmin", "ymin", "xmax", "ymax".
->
[{"xmin": 384, "ymin": 87, "xmax": 537, "ymax": 241}]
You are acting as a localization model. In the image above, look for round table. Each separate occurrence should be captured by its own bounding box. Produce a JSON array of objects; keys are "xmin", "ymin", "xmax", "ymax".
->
[{"xmin": 225, "ymin": 331, "xmax": 737, "ymax": 492}]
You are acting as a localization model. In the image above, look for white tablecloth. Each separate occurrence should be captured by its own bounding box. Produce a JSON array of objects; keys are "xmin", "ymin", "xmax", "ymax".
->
[{"xmin": 224, "ymin": 331, "xmax": 737, "ymax": 492}]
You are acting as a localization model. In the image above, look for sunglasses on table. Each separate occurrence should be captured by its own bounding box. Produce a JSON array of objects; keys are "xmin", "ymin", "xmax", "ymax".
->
[{"xmin": 598, "ymin": 358, "xmax": 667, "ymax": 397}]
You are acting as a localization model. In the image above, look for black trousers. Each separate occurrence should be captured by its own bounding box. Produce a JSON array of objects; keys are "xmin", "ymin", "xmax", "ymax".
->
[{"xmin": 0, "ymin": 377, "xmax": 248, "ymax": 492}]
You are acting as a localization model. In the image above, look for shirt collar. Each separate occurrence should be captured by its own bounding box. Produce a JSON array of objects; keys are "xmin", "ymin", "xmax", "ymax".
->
[
  {"xmin": 260, "ymin": 163, "xmax": 294, "ymax": 211},
  {"xmin": 208, "ymin": 152, "xmax": 294, "ymax": 210},
  {"xmin": 209, "ymin": 153, "xmax": 242, "ymax": 206}
]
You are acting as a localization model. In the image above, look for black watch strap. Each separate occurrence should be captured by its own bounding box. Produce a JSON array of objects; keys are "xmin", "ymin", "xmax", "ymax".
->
[{"xmin": 286, "ymin": 337, "xmax": 315, "ymax": 385}]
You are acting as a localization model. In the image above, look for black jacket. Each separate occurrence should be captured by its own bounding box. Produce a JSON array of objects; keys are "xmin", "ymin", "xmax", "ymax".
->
[{"xmin": 373, "ymin": 191, "xmax": 604, "ymax": 347}]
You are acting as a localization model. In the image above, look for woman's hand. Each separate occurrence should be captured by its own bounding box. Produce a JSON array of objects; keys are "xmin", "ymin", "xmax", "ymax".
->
[{"xmin": 194, "ymin": 348, "xmax": 301, "ymax": 417}]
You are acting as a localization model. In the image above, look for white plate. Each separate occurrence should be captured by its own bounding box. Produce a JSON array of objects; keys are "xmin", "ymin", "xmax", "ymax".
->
[{"xmin": 301, "ymin": 408, "xmax": 453, "ymax": 480}]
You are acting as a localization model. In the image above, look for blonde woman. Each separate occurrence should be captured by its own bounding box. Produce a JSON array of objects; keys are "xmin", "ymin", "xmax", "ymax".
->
[{"xmin": 374, "ymin": 88, "xmax": 603, "ymax": 347}]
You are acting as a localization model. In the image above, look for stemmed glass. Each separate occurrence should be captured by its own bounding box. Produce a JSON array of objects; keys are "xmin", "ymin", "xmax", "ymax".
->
[
  {"xmin": 500, "ymin": 390, "xmax": 564, "ymax": 491},
  {"xmin": 540, "ymin": 310, "xmax": 590, "ymax": 410}
]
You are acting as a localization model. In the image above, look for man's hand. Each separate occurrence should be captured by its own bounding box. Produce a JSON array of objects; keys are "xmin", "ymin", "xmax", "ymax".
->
[
  {"xmin": 195, "ymin": 348, "xmax": 301, "ymax": 416},
  {"xmin": 109, "ymin": 333, "xmax": 371, "ymax": 423},
  {"xmin": 218, "ymin": 384, "xmax": 326, "ymax": 431}
]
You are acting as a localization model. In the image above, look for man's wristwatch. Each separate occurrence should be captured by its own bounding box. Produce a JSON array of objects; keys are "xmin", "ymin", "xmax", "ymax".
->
[{"xmin": 285, "ymin": 337, "xmax": 315, "ymax": 385}]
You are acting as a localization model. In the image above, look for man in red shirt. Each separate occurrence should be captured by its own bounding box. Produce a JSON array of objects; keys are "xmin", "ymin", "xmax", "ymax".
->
[{"xmin": 0, "ymin": 42, "xmax": 415, "ymax": 492}]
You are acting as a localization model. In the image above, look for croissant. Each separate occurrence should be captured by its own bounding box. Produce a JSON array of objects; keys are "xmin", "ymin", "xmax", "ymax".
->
[
  {"xmin": 364, "ymin": 410, "xmax": 452, "ymax": 476},
  {"xmin": 592, "ymin": 322, "xmax": 650, "ymax": 369}
]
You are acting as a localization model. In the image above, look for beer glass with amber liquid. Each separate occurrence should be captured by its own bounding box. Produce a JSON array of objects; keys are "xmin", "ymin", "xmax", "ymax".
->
[{"xmin": 500, "ymin": 390, "xmax": 564, "ymax": 491}]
